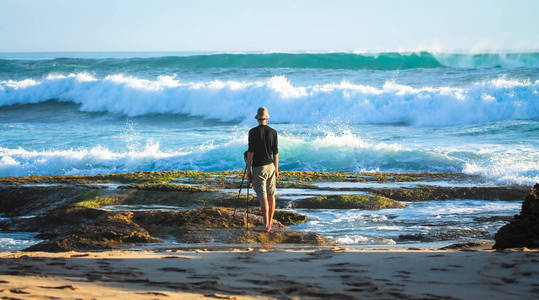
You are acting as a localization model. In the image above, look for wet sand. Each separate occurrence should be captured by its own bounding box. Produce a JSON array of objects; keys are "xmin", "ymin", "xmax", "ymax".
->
[{"xmin": 1, "ymin": 247, "xmax": 538, "ymax": 299}]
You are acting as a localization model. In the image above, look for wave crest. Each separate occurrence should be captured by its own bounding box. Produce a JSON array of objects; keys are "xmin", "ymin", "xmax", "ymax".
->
[{"xmin": 1, "ymin": 73, "xmax": 538, "ymax": 126}]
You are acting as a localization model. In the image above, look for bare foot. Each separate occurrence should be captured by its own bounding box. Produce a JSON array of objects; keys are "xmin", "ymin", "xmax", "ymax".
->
[{"xmin": 266, "ymin": 223, "xmax": 272, "ymax": 233}]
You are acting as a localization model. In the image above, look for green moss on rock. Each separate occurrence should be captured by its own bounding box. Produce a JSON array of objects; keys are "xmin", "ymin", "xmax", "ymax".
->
[
  {"xmin": 273, "ymin": 210, "xmax": 308, "ymax": 225},
  {"xmin": 373, "ymin": 185, "xmax": 529, "ymax": 202},
  {"xmin": 0, "ymin": 170, "xmax": 482, "ymax": 188},
  {"xmin": 206, "ymin": 194, "xmax": 256, "ymax": 208},
  {"xmin": 290, "ymin": 194, "xmax": 405, "ymax": 209},
  {"xmin": 74, "ymin": 196, "xmax": 120, "ymax": 209},
  {"xmin": 118, "ymin": 183, "xmax": 217, "ymax": 192}
]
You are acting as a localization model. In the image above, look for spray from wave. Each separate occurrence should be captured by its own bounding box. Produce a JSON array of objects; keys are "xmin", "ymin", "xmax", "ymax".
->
[
  {"xmin": 1, "ymin": 129, "xmax": 536, "ymax": 185},
  {"xmin": 1, "ymin": 73, "xmax": 538, "ymax": 126}
]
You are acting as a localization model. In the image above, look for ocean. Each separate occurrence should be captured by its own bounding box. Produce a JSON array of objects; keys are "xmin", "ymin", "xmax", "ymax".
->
[{"xmin": 0, "ymin": 51, "xmax": 537, "ymax": 250}]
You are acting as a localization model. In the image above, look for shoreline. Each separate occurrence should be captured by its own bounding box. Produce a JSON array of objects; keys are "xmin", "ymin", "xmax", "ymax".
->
[
  {"xmin": 0, "ymin": 171, "xmax": 530, "ymax": 252},
  {"xmin": 1, "ymin": 247, "xmax": 538, "ymax": 299}
]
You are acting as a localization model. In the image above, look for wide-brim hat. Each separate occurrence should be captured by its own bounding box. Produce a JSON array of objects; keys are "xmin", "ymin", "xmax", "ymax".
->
[{"xmin": 254, "ymin": 107, "xmax": 270, "ymax": 120}]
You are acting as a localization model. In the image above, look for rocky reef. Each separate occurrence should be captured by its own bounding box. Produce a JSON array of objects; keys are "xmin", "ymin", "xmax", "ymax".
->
[
  {"xmin": 26, "ymin": 210, "xmax": 157, "ymax": 252},
  {"xmin": 494, "ymin": 184, "xmax": 539, "ymax": 249},
  {"xmin": 399, "ymin": 229, "xmax": 489, "ymax": 243},
  {"xmin": 290, "ymin": 194, "xmax": 405, "ymax": 209},
  {"xmin": 21, "ymin": 207, "xmax": 330, "ymax": 252},
  {"xmin": 0, "ymin": 181, "xmax": 331, "ymax": 251},
  {"xmin": 0, "ymin": 170, "xmax": 530, "ymax": 251},
  {"xmin": 371, "ymin": 185, "xmax": 529, "ymax": 202}
]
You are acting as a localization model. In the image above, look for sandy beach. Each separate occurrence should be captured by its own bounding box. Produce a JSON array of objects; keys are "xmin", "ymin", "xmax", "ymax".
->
[{"xmin": 1, "ymin": 247, "xmax": 538, "ymax": 299}]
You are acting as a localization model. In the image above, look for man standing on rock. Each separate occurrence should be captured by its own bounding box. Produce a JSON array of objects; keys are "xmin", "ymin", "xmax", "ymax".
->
[{"xmin": 246, "ymin": 107, "xmax": 279, "ymax": 233}]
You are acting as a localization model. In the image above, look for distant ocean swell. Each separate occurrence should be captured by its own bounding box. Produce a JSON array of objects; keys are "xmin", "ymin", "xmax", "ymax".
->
[
  {"xmin": 1, "ymin": 52, "xmax": 539, "ymax": 70},
  {"xmin": 1, "ymin": 73, "xmax": 538, "ymax": 126}
]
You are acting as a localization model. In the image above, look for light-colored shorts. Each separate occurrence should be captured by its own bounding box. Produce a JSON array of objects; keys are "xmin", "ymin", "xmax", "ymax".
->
[{"xmin": 252, "ymin": 163, "xmax": 276, "ymax": 199}]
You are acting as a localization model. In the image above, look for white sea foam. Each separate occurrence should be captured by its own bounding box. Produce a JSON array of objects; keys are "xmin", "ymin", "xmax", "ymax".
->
[
  {"xmin": 1, "ymin": 73, "xmax": 538, "ymax": 126},
  {"xmin": 412, "ymin": 200, "xmax": 521, "ymax": 215},
  {"xmin": 375, "ymin": 225, "xmax": 403, "ymax": 231},
  {"xmin": 0, "ymin": 233, "xmax": 41, "ymax": 251},
  {"xmin": 335, "ymin": 235, "xmax": 369, "ymax": 244},
  {"xmin": 335, "ymin": 235, "xmax": 396, "ymax": 245},
  {"xmin": 0, "ymin": 125, "xmax": 536, "ymax": 184},
  {"xmin": 0, "ymin": 143, "xmax": 190, "ymax": 176},
  {"xmin": 463, "ymin": 150, "xmax": 539, "ymax": 186}
]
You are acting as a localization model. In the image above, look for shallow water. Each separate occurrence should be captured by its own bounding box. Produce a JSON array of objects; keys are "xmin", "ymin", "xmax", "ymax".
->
[
  {"xmin": 0, "ymin": 180, "xmax": 525, "ymax": 251},
  {"xmin": 0, "ymin": 232, "xmax": 41, "ymax": 251},
  {"xmin": 289, "ymin": 199, "xmax": 520, "ymax": 246}
]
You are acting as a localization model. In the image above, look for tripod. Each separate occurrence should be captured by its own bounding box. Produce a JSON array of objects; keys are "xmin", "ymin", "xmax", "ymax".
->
[{"xmin": 238, "ymin": 161, "xmax": 250, "ymax": 230}]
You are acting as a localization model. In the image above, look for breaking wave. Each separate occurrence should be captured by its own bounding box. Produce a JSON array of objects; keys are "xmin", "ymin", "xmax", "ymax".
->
[
  {"xmin": 1, "ymin": 130, "xmax": 537, "ymax": 185},
  {"xmin": 1, "ymin": 73, "xmax": 538, "ymax": 126}
]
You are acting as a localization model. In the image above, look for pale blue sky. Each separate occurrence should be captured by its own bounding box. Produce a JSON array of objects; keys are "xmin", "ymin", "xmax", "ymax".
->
[{"xmin": 0, "ymin": 0, "xmax": 537, "ymax": 52}]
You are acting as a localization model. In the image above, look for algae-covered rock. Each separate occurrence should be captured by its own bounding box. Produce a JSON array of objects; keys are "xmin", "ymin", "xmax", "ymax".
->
[
  {"xmin": 273, "ymin": 210, "xmax": 308, "ymax": 225},
  {"xmin": 132, "ymin": 207, "xmax": 270, "ymax": 231},
  {"xmin": 118, "ymin": 183, "xmax": 217, "ymax": 192},
  {"xmin": 398, "ymin": 229, "xmax": 488, "ymax": 242},
  {"xmin": 0, "ymin": 186, "xmax": 104, "ymax": 217},
  {"xmin": 441, "ymin": 241, "xmax": 494, "ymax": 250},
  {"xmin": 205, "ymin": 194, "xmax": 257, "ymax": 208},
  {"xmin": 25, "ymin": 211, "xmax": 156, "ymax": 252},
  {"xmin": 229, "ymin": 229, "xmax": 333, "ymax": 245},
  {"xmin": 0, "ymin": 170, "xmax": 481, "ymax": 188},
  {"xmin": 21, "ymin": 207, "xmax": 325, "ymax": 251},
  {"xmin": 246, "ymin": 208, "xmax": 308, "ymax": 225},
  {"xmin": 131, "ymin": 208, "xmax": 323, "ymax": 245},
  {"xmin": 74, "ymin": 196, "xmax": 121, "ymax": 209},
  {"xmin": 0, "ymin": 171, "xmax": 173, "ymax": 185},
  {"xmin": 276, "ymin": 182, "xmax": 318, "ymax": 189},
  {"xmin": 290, "ymin": 194, "xmax": 405, "ymax": 209},
  {"xmin": 373, "ymin": 186, "xmax": 529, "ymax": 202},
  {"xmin": 76, "ymin": 189, "xmax": 233, "ymax": 209},
  {"xmin": 494, "ymin": 184, "xmax": 539, "ymax": 249}
]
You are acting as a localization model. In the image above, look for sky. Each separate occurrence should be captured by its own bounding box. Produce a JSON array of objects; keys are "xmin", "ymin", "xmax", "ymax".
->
[{"xmin": 0, "ymin": 0, "xmax": 538, "ymax": 53}]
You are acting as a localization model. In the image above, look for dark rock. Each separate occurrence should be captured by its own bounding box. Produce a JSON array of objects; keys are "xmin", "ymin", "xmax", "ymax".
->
[
  {"xmin": 441, "ymin": 241, "xmax": 494, "ymax": 250},
  {"xmin": 0, "ymin": 186, "xmax": 97, "ymax": 216},
  {"xmin": 118, "ymin": 183, "xmax": 217, "ymax": 192},
  {"xmin": 398, "ymin": 229, "xmax": 488, "ymax": 242},
  {"xmin": 290, "ymin": 194, "xmax": 405, "ymax": 209},
  {"xmin": 373, "ymin": 185, "xmax": 529, "ymax": 202},
  {"xmin": 245, "ymin": 208, "xmax": 308, "ymax": 225},
  {"xmin": 227, "ymin": 230, "xmax": 334, "ymax": 245},
  {"xmin": 132, "ymin": 208, "xmax": 329, "ymax": 246},
  {"xmin": 0, "ymin": 171, "xmax": 206, "ymax": 185},
  {"xmin": 24, "ymin": 207, "xmax": 328, "ymax": 251},
  {"xmin": 494, "ymin": 184, "xmax": 539, "ymax": 249},
  {"xmin": 273, "ymin": 210, "xmax": 308, "ymax": 225},
  {"xmin": 3, "ymin": 207, "xmax": 103, "ymax": 234},
  {"xmin": 473, "ymin": 215, "xmax": 514, "ymax": 222},
  {"xmin": 26, "ymin": 211, "xmax": 156, "ymax": 252},
  {"xmin": 131, "ymin": 207, "xmax": 268, "ymax": 230}
]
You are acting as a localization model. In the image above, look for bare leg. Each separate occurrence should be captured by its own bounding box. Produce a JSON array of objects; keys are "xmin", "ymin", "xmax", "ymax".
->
[
  {"xmin": 259, "ymin": 196, "xmax": 268, "ymax": 228},
  {"xmin": 267, "ymin": 195, "xmax": 276, "ymax": 232}
]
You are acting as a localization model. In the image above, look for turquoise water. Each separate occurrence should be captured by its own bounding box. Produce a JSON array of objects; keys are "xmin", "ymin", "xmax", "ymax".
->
[
  {"xmin": 1, "ymin": 52, "xmax": 537, "ymax": 184},
  {"xmin": 0, "ymin": 51, "xmax": 537, "ymax": 250}
]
